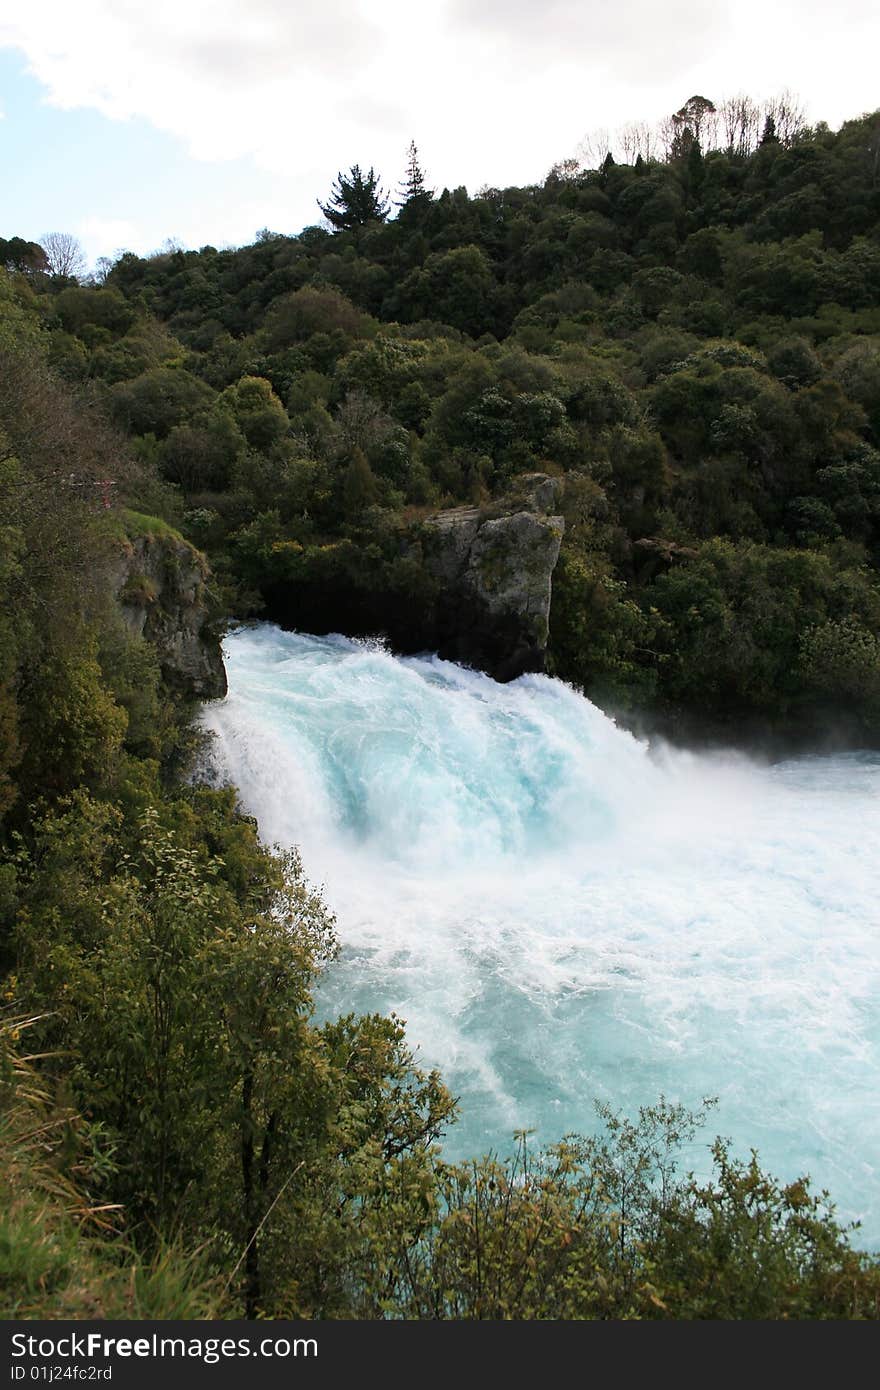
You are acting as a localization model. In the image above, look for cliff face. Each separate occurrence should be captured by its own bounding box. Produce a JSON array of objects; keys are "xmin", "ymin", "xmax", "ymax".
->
[
  {"xmin": 417, "ymin": 475, "xmax": 565, "ymax": 681},
  {"xmin": 111, "ymin": 526, "xmax": 226, "ymax": 700},
  {"xmin": 254, "ymin": 478, "xmax": 565, "ymax": 684}
]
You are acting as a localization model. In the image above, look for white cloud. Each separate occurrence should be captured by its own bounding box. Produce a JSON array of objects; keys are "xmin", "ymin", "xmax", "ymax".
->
[
  {"xmin": 3, "ymin": 1, "xmax": 879, "ymax": 243},
  {"xmin": 448, "ymin": 0, "xmax": 728, "ymax": 76},
  {"xmin": 77, "ymin": 217, "xmax": 141, "ymax": 262}
]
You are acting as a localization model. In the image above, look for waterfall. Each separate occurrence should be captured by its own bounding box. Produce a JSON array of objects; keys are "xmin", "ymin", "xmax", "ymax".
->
[{"xmin": 202, "ymin": 622, "xmax": 880, "ymax": 1244}]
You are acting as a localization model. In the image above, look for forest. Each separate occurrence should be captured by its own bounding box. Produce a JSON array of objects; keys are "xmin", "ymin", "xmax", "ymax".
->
[{"xmin": 2, "ymin": 93, "xmax": 880, "ymax": 1318}]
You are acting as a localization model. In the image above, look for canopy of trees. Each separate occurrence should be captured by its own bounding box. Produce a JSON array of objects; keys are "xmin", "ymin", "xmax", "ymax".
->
[
  {"xmin": 2, "ymin": 92, "xmax": 880, "ymax": 1318},
  {"xmin": 45, "ymin": 94, "xmax": 878, "ymax": 742}
]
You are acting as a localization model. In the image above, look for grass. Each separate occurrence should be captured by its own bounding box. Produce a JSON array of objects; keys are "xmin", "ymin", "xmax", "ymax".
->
[
  {"xmin": 0, "ymin": 1012, "xmax": 226, "ymax": 1320},
  {"xmin": 101, "ymin": 508, "xmax": 186, "ymax": 545},
  {"xmin": 120, "ymin": 509, "xmax": 185, "ymax": 542},
  {"xmin": 0, "ymin": 1181, "xmax": 226, "ymax": 1319}
]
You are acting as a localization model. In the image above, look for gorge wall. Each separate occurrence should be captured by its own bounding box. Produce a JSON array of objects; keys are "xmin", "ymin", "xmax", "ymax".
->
[
  {"xmin": 414, "ymin": 474, "xmax": 565, "ymax": 681},
  {"xmin": 111, "ymin": 518, "xmax": 227, "ymax": 700},
  {"xmin": 256, "ymin": 474, "xmax": 567, "ymax": 684}
]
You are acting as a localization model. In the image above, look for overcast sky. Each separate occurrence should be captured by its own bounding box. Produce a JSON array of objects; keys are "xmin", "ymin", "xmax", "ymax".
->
[{"xmin": 2, "ymin": 1, "xmax": 879, "ymax": 265}]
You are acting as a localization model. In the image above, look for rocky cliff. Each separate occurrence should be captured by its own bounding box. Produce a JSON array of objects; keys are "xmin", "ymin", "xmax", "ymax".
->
[
  {"xmin": 111, "ymin": 517, "xmax": 226, "ymax": 700},
  {"xmin": 417, "ymin": 474, "xmax": 565, "ymax": 681}
]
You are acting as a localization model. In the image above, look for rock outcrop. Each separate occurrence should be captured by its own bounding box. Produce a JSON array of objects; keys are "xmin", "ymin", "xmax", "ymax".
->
[
  {"xmin": 417, "ymin": 474, "xmax": 565, "ymax": 681},
  {"xmin": 111, "ymin": 524, "xmax": 226, "ymax": 700}
]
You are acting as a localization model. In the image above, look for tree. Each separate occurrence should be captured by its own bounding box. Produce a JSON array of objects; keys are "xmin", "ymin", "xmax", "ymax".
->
[
  {"xmin": 263, "ymin": 286, "xmax": 371, "ymax": 351},
  {"xmin": 108, "ymin": 366, "xmax": 214, "ymax": 439},
  {"xmin": 545, "ymin": 156, "xmax": 581, "ymax": 184},
  {"xmin": 91, "ymin": 255, "xmax": 116, "ymax": 286},
  {"xmin": 382, "ymin": 1095, "xmax": 880, "ymax": 1319},
  {"xmin": 762, "ymin": 89, "xmax": 807, "ymax": 147},
  {"xmin": 219, "ymin": 375, "xmax": 289, "ymax": 449},
  {"xmin": 686, "ymin": 136, "xmax": 705, "ymax": 193},
  {"xmin": 719, "ymin": 93, "xmax": 761, "ymax": 157},
  {"xmin": 396, "ymin": 244, "xmax": 500, "ymax": 337},
  {"xmin": 39, "ymin": 232, "xmax": 87, "ymax": 279},
  {"xmin": 318, "ymin": 165, "xmax": 390, "ymax": 234},
  {"xmin": 395, "ymin": 141, "xmax": 433, "ymax": 211},
  {"xmin": 669, "ymin": 96, "xmax": 716, "ymax": 161},
  {"xmin": 0, "ymin": 237, "xmax": 48, "ymax": 274},
  {"xmin": 343, "ymin": 446, "xmax": 378, "ymax": 519},
  {"xmin": 760, "ymin": 114, "xmax": 779, "ymax": 146},
  {"xmin": 13, "ymin": 789, "xmax": 456, "ymax": 1316},
  {"xmin": 576, "ymin": 127, "xmax": 613, "ymax": 169}
]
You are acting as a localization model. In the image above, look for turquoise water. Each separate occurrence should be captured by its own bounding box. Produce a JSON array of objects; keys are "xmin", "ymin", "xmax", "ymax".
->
[{"xmin": 202, "ymin": 623, "xmax": 880, "ymax": 1244}]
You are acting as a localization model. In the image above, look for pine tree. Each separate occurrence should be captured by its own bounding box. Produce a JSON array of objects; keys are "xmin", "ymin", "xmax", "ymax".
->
[
  {"xmin": 395, "ymin": 141, "xmax": 433, "ymax": 211},
  {"xmin": 317, "ymin": 166, "xmax": 389, "ymax": 234},
  {"xmin": 759, "ymin": 115, "xmax": 780, "ymax": 146}
]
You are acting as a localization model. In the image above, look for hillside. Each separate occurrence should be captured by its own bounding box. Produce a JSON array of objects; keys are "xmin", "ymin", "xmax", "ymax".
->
[
  {"xmin": 2, "ymin": 97, "xmax": 880, "ymax": 1319},
  {"xmin": 11, "ymin": 99, "xmax": 876, "ymax": 741}
]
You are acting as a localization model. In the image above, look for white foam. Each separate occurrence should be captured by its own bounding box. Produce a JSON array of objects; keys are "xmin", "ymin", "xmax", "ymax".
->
[{"xmin": 202, "ymin": 623, "xmax": 880, "ymax": 1244}]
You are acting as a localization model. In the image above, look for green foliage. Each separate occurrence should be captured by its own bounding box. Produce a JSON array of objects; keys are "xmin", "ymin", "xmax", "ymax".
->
[
  {"xmin": 9, "ymin": 784, "xmax": 457, "ymax": 1316},
  {"xmin": 343, "ymin": 447, "xmax": 378, "ymax": 520},
  {"xmin": 53, "ymin": 287, "xmax": 134, "ymax": 340},
  {"xmin": 218, "ymin": 375, "xmax": 289, "ymax": 449},
  {"xmin": 646, "ymin": 1141, "xmax": 880, "ymax": 1318},
  {"xmin": 369, "ymin": 1099, "xmax": 880, "ymax": 1319},
  {"xmin": 109, "ymin": 367, "xmax": 215, "ymax": 439},
  {"xmin": 22, "ymin": 646, "xmax": 127, "ymax": 794},
  {"xmin": 550, "ymin": 545, "xmax": 659, "ymax": 710},
  {"xmin": 0, "ymin": 1012, "xmax": 225, "ymax": 1319},
  {"xmin": 44, "ymin": 107, "xmax": 874, "ymax": 739},
  {"xmin": 0, "ymin": 237, "xmax": 47, "ymax": 276},
  {"xmin": 2, "ymin": 102, "xmax": 880, "ymax": 1322},
  {"xmin": 89, "ymin": 320, "xmax": 182, "ymax": 385},
  {"xmin": 119, "ymin": 508, "xmax": 184, "ymax": 541},
  {"xmin": 318, "ymin": 165, "xmax": 390, "ymax": 233},
  {"xmin": 831, "ymin": 338, "xmax": 880, "ymax": 441},
  {"xmin": 5, "ymin": 118, "xmax": 880, "ymax": 740},
  {"xmin": 800, "ymin": 618, "xmax": 880, "ymax": 714},
  {"xmin": 159, "ymin": 413, "xmax": 244, "ymax": 492},
  {"xmin": 263, "ymin": 286, "xmax": 374, "ymax": 353},
  {"xmin": 396, "ymin": 245, "xmax": 502, "ymax": 337},
  {"xmin": 644, "ymin": 540, "xmax": 880, "ymax": 733}
]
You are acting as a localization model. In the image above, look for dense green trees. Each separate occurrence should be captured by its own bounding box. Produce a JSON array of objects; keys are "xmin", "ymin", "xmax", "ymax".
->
[
  {"xmin": 0, "ymin": 280, "xmax": 458, "ymax": 1317},
  {"xmin": 6, "ymin": 97, "xmax": 877, "ymax": 746},
  {"xmin": 11, "ymin": 789, "xmax": 455, "ymax": 1316},
  {"xmin": 0, "ymin": 237, "xmax": 47, "ymax": 274},
  {"xmin": 2, "ymin": 97, "xmax": 880, "ymax": 1317},
  {"xmin": 64, "ymin": 105, "xmax": 879, "ymax": 737}
]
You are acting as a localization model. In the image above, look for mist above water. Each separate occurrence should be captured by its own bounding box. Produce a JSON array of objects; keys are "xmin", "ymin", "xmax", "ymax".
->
[{"xmin": 202, "ymin": 623, "xmax": 880, "ymax": 1244}]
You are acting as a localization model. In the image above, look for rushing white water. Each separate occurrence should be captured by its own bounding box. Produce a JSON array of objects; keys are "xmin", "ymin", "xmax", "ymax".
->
[{"xmin": 202, "ymin": 623, "xmax": 880, "ymax": 1245}]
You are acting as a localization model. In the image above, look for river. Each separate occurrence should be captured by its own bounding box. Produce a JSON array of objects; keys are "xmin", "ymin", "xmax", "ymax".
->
[{"xmin": 202, "ymin": 622, "xmax": 880, "ymax": 1245}]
